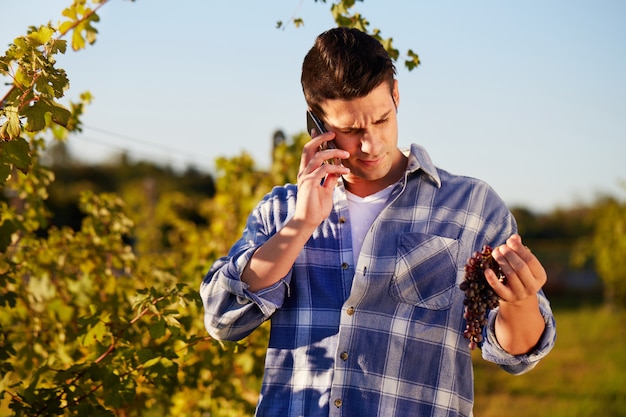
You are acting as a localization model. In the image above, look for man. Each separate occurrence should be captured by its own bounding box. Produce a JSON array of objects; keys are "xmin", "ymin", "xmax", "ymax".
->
[{"xmin": 200, "ymin": 27, "xmax": 556, "ymax": 417}]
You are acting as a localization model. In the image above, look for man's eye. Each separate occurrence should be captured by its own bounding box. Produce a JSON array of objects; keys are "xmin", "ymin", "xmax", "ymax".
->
[{"xmin": 341, "ymin": 129, "xmax": 359, "ymax": 135}]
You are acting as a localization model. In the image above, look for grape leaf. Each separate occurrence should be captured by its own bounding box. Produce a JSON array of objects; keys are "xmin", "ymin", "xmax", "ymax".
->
[
  {"xmin": 0, "ymin": 106, "xmax": 21, "ymax": 140},
  {"xmin": 0, "ymin": 137, "xmax": 31, "ymax": 184},
  {"xmin": 22, "ymin": 98, "xmax": 71, "ymax": 131}
]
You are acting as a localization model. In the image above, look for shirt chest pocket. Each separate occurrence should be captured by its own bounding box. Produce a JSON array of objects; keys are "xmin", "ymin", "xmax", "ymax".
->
[{"xmin": 390, "ymin": 233, "xmax": 460, "ymax": 309}]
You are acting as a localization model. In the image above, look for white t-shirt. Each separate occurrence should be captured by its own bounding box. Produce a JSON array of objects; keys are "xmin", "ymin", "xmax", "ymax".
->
[{"xmin": 346, "ymin": 183, "xmax": 396, "ymax": 265}]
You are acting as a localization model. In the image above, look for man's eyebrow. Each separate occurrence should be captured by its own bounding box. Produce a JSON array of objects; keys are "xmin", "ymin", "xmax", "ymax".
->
[
  {"xmin": 339, "ymin": 110, "xmax": 394, "ymax": 131},
  {"xmin": 373, "ymin": 110, "xmax": 393, "ymax": 123}
]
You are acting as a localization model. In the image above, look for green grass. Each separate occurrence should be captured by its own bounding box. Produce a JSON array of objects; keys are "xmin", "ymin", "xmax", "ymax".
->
[{"xmin": 472, "ymin": 293, "xmax": 626, "ymax": 417}]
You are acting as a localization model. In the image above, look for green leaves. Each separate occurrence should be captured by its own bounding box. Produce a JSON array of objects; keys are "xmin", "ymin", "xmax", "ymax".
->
[
  {"xmin": 0, "ymin": 181, "xmax": 213, "ymax": 415},
  {"xmin": 0, "ymin": 106, "xmax": 22, "ymax": 141},
  {"xmin": 79, "ymin": 307, "xmax": 112, "ymax": 348},
  {"xmin": 405, "ymin": 48, "xmax": 421, "ymax": 71},
  {"xmin": 330, "ymin": 2, "xmax": 421, "ymax": 71},
  {"xmin": 0, "ymin": 1, "xmax": 104, "ymax": 187},
  {"xmin": 1, "ymin": 24, "xmax": 72, "ymax": 134},
  {"xmin": 23, "ymin": 98, "xmax": 72, "ymax": 132},
  {"xmin": 0, "ymin": 137, "xmax": 31, "ymax": 186},
  {"xmin": 26, "ymin": 24, "xmax": 56, "ymax": 46},
  {"xmin": 283, "ymin": 0, "xmax": 421, "ymax": 72},
  {"xmin": 60, "ymin": 2, "xmax": 102, "ymax": 51}
]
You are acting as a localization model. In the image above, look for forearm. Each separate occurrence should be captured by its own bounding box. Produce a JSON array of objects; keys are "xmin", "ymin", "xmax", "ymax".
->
[
  {"xmin": 242, "ymin": 218, "xmax": 317, "ymax": 292},
  {"xmin": 494, "ymin": 294, "xmax": 546, "ymax": 355}
]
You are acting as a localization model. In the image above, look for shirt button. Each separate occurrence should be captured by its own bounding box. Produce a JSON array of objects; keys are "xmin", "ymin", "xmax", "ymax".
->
[
  {"xmin": 341, "ymin": 262, "xmax": 349, "ymax": 269},
  {"xmin": 346, "ymin": 306, "xmax": 355, "ymax": 315},
  {"xmin": 339, "ymin": 216, "xmax": 346, "ymax": 224},
  {"xmin": 340, "ymin": 351, "xmax": 349, "ymax": 361},
  {"xmin": 334, "ymin": 398, "xmax": 343, "ymax": 407}
]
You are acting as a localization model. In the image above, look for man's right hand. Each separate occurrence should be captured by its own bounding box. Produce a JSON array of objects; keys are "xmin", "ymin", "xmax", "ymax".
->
[{"xmin": 294, "ymin": 130, "xmax": 350, "ymax": 226}]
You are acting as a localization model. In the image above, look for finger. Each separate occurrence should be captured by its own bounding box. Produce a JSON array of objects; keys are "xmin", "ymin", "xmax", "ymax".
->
[
  {"xmin": 299, "ymin": 161, "xmax": 350, "ymax": 188},
  {"xmin": 486, "ymin": 254, "xmax": 537, "ymax": 305},
  {"xmin": 484, "ymin": 267, "xmax": 514, "ymax": 300},
  {"xmin": 307, "ymin": 131, "xmax": 336, "ymax": 152},
  {"xmin": 319, "ymin": 148, "xmax": 349, "ymax": 166},
  {"xmin": 492, "ymin": 244, "xmax": 529, "ymax": 286},
  {"xmin": 500, "ymin": 235, "xmax": 535, "ymax": 264},
  {"xmin": 492, "ymin": 241, "xmax": 547, "ymax": 300},
  {"xmin": 300, "ymin": 132, "xmax": 340, "ymax": 170},
  {"xmin": 501, "ymin": 235, "xmax": 547, "ymax": 286},
  {"xmin": 303, "ymin": 150, "xmax": 349, "ymax": 177},
  {"xmin": 506, "ymin": 235, "xmax": 547, "ymax": 286}
]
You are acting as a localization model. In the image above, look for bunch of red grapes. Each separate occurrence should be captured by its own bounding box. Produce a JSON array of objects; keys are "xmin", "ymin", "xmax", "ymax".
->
[{"xmin": 460, "ymin": 245, "xmax": 507, "ymax": 350}]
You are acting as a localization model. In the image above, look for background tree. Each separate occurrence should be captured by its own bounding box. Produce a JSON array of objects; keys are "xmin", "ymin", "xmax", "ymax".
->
[{"xmin": 573, "ymin": 190, "xmax": 626, "ymax": 308}]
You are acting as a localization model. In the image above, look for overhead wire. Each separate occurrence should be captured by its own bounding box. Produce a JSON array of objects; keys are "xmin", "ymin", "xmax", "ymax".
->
[
  {"xmin": 71, "ymin": 124, "xmax": 210, "ymax": 171},
  {"xmin": 81, "ymin": 125, "xmax": 200, "ymax": 161}
]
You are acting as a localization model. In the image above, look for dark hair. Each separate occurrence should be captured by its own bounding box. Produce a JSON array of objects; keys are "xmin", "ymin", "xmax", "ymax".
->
[{"xmin": 301, "ymin": 27, "xmax": 397, "ymax": 118}]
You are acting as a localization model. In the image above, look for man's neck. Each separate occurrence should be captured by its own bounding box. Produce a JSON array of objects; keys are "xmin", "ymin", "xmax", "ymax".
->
[{"xmin": 344, "ymin": 152, "xmax": 408, "ymax": 197}]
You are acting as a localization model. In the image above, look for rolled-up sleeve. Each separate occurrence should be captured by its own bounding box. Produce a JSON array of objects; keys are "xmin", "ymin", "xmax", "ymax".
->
[
  {"xmin": 199, "ymin": 185, "xmax": 296, "ymax": 342},
  {"xmin": 200, "ymin": 247, "xmax": 291, "ymax": 341},
  {"xmin": 481, "ymin": 291, "xmax": 557, "ymax": 375}
]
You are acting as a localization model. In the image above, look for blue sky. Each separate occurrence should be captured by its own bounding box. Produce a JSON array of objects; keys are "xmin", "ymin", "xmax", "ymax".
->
[{"xmin": 2, "ymin": 0, "xmax": 625, "ymax": 213}]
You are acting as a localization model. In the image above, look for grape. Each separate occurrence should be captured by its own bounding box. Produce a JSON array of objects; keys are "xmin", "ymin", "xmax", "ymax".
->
[{"xmin": 460, "ymin": 245, "xmax": 506, "ymax": 350}]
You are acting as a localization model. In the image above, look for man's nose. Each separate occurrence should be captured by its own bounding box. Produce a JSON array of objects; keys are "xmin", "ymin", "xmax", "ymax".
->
[{"xmin": 360, "ymin": 131, "xmax": 380, "ymax": 155}]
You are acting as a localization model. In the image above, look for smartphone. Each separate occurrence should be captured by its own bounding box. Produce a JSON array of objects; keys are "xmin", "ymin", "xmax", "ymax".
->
[{"xmin": 306, "ymin": 110, "xmax": 339, "ymax": 165}]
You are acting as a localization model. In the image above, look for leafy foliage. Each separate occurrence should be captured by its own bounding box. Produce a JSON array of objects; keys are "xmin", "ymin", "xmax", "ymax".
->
[
  {"xmin": 0, "ymin": 1, "xmax": 348, "ymax": 412},
  {"xmin": 0, "ymin": 1, "xmax": 271, "ymax": 415},
  {"xmin": 278, "ymin": 0, "xmax": 421, "ymax": 71},
  {"xmin": 0, "ymin": 5, "xmax": 310, "ymax": 409},
  {"xmin": 0, "ymin": 0, "xmax": 119, "ymax": 187},
  {"xmin": 0, "ymin": 130, "xmax": 277, "ymax": 416}
]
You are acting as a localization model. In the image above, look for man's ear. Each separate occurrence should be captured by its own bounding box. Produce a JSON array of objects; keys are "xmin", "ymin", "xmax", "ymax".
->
[{"xmin": 392, "ymin": 79, "xmax": 400, "ymax": 110}]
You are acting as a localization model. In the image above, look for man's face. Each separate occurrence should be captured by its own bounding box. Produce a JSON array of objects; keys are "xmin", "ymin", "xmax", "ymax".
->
[{"xmin": 320, "ymin": 80, "xmax": 404, "ymax": 195}]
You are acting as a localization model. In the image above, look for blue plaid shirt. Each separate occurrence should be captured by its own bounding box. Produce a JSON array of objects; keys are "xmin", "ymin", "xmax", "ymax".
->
[{"xmin": 201, "ymin": 144, "xmax": 556, "ymax": 417}]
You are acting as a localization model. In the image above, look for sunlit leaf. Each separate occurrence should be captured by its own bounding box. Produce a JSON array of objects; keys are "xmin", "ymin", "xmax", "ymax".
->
[
  {"xmin": 61, "ymin": 5, "xmax": 78, "ymax": 20},
  {"xmin": 143, "ymin": 357, "xmax": 161, "ymax": 369},
  {"xmin": 0, "ymin": 106, "xmax": 22, "ymax": 140},
  {"xmin": 28, "ymin": 25, "xmax": 55, "ymax": 45},
  {"xmin": 80, "ymin": 311, "xmax": 111, "ymax": 347},
  {"xmin": 13, "ymin": 67, "xmax": 31, "ymax": 88},
  {"xmin": 59, "ymin": 20, "xmax": 74, "ymax": 35}
]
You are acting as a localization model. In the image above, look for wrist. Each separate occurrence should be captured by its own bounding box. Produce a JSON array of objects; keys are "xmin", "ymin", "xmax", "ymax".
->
[
  {"xmin": 499, "ymin": 294, "xmax": 539, "ymax": 312},
  {"xmin": 289, "ymin": 214, "xmax": 324, "ymax": 231}
]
